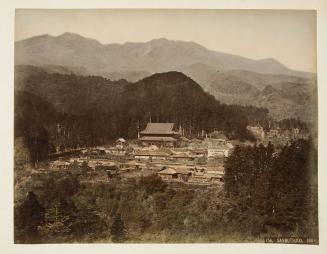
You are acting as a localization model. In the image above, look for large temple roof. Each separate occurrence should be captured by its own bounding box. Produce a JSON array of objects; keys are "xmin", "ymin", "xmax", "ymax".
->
[
  {"xmin": 140, "ymin": 136, "xmax": 177, "ymax": 142},
  {"xmin": 140, "ymin": 123, "xmax": 175, "ymax": 135}
]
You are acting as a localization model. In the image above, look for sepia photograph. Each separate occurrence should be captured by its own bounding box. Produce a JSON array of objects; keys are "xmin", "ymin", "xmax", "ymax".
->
[{"xmin": 12, "ymin": 8, "xmax": 319, "ymax": 245}]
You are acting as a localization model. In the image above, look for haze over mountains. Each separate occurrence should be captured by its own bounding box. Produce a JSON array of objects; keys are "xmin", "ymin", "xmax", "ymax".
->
[
  {"xmin": 15, "ymin": 32, "xmax": 314, "ymax": 77},
  {"xmin": 15, "ymin": 32, "xmax": 317, "ymax": 121}
]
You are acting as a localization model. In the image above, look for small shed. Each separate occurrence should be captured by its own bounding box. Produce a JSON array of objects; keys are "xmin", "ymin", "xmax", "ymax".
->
[
  {"xmin": 157, "ymin": 167, "xmax": 192, "ymax": 182},
  {"xmin": 116, "ymin": 138, "xmax": 126, "ymax": 143},
  {"xmin": 50, "ymin": 160, "xmax": 70, "ymax": 170}
]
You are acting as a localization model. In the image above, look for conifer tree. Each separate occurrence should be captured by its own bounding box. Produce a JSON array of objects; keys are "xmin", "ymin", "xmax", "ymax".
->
[
  {"xmin": 110, "ymin": 214, "xmax": 126, "ymax": 242},
  {"xmin": 38, "ymin": 202, "xmax": 72, "ymax": 242}
]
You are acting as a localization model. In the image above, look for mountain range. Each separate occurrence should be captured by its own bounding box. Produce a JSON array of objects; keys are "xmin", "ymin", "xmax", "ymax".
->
[{"xmin": 15, "ymin": 32, "xmax": 317, "ymax": 121}]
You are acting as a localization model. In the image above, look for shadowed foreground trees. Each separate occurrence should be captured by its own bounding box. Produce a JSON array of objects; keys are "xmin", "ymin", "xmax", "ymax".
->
[
  {"xmin": 224, "ymin": 139, "xmax": 318, "ymax": 237},
  {"xmin": 14, "ymin": 191, "xmax": 45, "ymax": 243}
]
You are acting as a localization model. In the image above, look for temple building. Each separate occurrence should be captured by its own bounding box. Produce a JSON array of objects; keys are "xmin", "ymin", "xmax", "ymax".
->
[{"xmin": 139, "ymin": 122, "xmax": 180, "ymax": 147}]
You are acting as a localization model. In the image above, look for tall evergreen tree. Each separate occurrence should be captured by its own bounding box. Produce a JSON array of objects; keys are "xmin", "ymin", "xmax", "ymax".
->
[
  {"xmin": 110, "ymin": 214, "xmax": 127, "ymax": 242},
  {"xmin": 37, "ymin": 202, "xmax": 72, "ymax": 242}
]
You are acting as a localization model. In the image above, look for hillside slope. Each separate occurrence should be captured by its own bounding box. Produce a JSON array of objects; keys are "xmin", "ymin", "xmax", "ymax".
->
[{"xmin": 15, "ymin": 66, "xmax": 270, "ymax": 144}]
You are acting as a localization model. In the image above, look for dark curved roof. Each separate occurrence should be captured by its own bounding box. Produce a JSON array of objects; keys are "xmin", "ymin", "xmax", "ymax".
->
[
  {"xmin": 140, "ymin": 136, "xmax": 176, "ymax": 142},
  {"xmin": 140, "ymin": 123, "xmax": 175, "ymax": 135}
]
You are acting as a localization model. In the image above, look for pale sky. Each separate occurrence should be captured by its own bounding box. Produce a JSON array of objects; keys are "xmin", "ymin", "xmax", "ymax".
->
[{"xmin": 15, "ymin": 9, "xmax": 316, "ymax": 72}]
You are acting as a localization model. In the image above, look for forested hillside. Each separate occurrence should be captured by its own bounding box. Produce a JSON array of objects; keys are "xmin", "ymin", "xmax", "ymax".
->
[{"xmin": 15, "ymin": 66, "xmax": 273, "ymax": 164}]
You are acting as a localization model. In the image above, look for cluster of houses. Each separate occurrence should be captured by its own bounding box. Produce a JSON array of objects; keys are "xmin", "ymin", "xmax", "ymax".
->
[
  {"xmin": 49, "ymin": 122, "xmax": 234, "ymax": 186},
  {"xmin": 48, "ymin": 122, "xmax": 307, "ymax": 185}
]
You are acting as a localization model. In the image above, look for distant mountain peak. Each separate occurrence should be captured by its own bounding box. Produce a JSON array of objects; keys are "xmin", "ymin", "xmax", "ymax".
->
[
  {"xmin": 52, "ymin": 32, "xmax": 104, "ymax": 49},
  {"xmin": 16, "ymin": 33, "xmax": 52, "ymax": 43},
  {"xmin": 42, "ymin": 33, "xmax": 52, "ymax": 38},
  {"xmin": 55, "ymin": 32, "xmax": 99, "ymax": 42},
  {"xmin": 56, "ymin": 32, "xmax": 83, "ymax": 38},
  {"xmin": 149, "ymin": 37, "xmax": 169, "ymax": 42},
  {"xmin": 259, "ymin": 57, "xmax": 286, "ymax": 67},
  {"xmin": 147, "ymin": 37, "xmax": 204, "ymax": 47},
  {"xmin": 142, "ymin": 71, "xmax": 190, "ymax": 81}
]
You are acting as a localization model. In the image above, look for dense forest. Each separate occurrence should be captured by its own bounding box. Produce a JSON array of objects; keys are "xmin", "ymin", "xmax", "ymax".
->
[
  {"xmin": 15, "ymin": 67, "xmax": 279, "ymax": 164},
  {"xmin": 14, "ymin": 139, "xmax": 318, "ymax": 243},
  {"xmin": 224, "ymin": 139, "xmax": 318, "ymax": 237}
]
